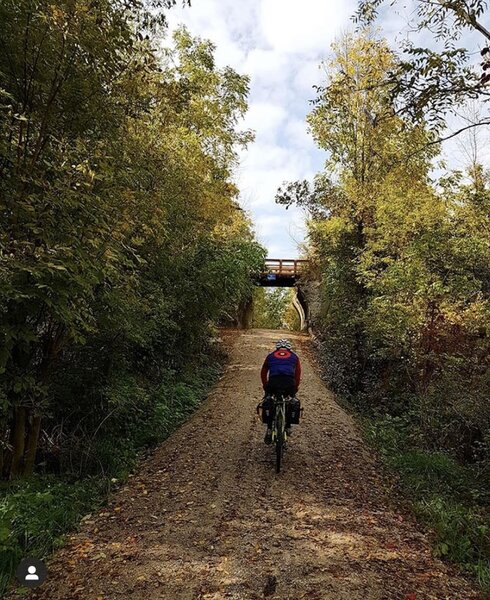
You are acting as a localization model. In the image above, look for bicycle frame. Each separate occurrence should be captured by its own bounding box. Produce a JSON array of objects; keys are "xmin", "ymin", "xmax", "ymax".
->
[
  {"xmin": 271, "ymin": 397, "xmax": 287, "ymax": 442},
  {"xmin": 270, "ymin": 393, "xmax": 291, "ymax": 473}
]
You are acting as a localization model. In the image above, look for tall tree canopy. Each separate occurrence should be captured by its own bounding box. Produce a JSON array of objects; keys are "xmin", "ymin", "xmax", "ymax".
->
[
  {"xmin": 277, "ymin": 29, "xmax": 490, "ymax": 459},
  {"xmin": 0, "ymin": 1, "xmax": 264, "ymax": 480}
]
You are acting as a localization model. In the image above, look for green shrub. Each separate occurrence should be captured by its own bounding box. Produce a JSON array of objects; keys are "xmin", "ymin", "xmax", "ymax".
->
[
  {"xmin": 415, "ymin": 496, "xmax": 490, "ymax": 585},
  {"xmin": 0, "ymin": 357, "xmax": 223, "ymax": 596},
  {"xmin": 0, "ymin": 477, "xmax": 108, "ymax": 595},
  {"xmin": 391, "ymin": 451, "xmax": 469, "ymax": 497},
  {"xmin": 362, "ymin": 415, "xmax": 490, "ymax": 589}
]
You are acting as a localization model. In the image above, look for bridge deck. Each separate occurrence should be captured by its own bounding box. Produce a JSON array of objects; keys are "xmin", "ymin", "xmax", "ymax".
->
[{"xmin": 258, "ymin": 258, "xmax": 308, "ymax": 287}]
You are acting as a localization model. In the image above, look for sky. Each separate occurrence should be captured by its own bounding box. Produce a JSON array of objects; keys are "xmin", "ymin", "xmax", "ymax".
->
[{"xmin": 165, "ymin": 1, "xmax": 488, "ymax": 258}]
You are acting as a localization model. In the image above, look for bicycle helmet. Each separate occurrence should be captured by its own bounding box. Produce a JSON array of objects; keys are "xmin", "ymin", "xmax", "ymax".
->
[{"xmin": 275, "ymin": 339, "xmax": 292, "ymax": 350}]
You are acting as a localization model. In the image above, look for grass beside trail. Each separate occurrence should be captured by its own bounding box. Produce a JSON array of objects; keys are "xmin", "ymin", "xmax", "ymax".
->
[
  {"xmin": 0, "ymin": 356, "xmax": 224, "ymax": 596},
  {"xmin": 361, "ymin": 414, "xmax": 490, "ymax": 591}
]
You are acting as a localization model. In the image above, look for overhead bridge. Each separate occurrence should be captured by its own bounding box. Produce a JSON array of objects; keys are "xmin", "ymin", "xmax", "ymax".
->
[
  {"xmin": 238, "ymin": 258, "xmax": 311, "ymax": 330},
  {"xmin": 258, "ymin": 258, "xmax": 308, "ymax": 287}
]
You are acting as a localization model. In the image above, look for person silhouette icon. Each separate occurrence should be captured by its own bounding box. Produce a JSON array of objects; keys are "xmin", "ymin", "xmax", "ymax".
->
[
  {"xmin": 25, "ymin": 565, "xmax": 39, "ymax": 581},
  {"xmin": 16, "ymin": 557, "xmax": 47, "ymax": 588}
]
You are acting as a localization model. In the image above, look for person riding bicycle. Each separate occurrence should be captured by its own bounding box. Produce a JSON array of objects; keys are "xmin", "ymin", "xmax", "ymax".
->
[{"xmin": 260, "ymin": 339, "xmax": 301, "ymax": 444}]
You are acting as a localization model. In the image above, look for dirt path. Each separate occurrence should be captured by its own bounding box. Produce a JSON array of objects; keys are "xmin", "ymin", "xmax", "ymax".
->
[{"xmin": 22, "ymin": 330, "xmax": 479, "ymax": 600}]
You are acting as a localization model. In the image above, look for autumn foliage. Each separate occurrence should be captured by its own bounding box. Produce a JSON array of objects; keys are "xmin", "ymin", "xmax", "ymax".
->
[{"xmin": 277, "ymin": 30, "xmax": 490, "ymax": 582}]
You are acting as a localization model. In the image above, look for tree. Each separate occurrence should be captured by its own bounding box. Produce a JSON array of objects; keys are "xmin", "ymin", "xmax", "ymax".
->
[
  {"xmin": 356, "ymin": 0, "xmax": 490, "ymax": 133},
  {"xmin": 0, "ymin": 1, "xmax": 263, "ymax": 479},
  {"xmin": 0, "ymin": 0, "xmax": 142, "ymax": 478},
  {"xmin": 279, "ymin": 28, "xmax": 490, "ymax": 462},
  {"xmin": 278, "ymin": 30, "xmax": 436, "ymax": 394},
  {"xmin": 251, "ymin": 288, "xmax": 299, "ymax": 330}
]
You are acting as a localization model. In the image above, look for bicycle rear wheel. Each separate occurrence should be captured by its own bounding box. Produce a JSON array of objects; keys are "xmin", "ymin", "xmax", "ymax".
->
[{"xmin": 275, "ymin": 412, "xmax": 284, "ymax": 473}]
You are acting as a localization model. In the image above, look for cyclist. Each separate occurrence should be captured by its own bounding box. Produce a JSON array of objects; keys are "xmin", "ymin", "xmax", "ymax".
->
[{"xmin": 260, "ymin": 339, "xmax": 301, "ymax": 444}]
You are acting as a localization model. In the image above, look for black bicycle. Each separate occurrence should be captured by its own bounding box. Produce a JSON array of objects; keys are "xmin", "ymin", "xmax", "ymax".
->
[
  {"xmin": 271, "ymin": 393, "xmax": 290, "ymax": 473},
  {"xmin": 257, "ymin": 394, "xmax": 302, "ymax": 473}
]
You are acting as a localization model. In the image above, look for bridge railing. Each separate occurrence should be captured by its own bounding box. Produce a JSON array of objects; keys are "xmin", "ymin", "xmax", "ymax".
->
[{"xmin": 263, "ymin": 259, "xmax": 308, "ymax": 277}]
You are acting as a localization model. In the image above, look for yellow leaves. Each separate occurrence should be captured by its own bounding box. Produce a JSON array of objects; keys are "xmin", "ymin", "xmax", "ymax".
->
[
  {"xmin": 309, "ymin": 216, "xmax": 354, "ymax": 248},
  {"xmin": 48, "ymin": 5, "xmax": 67, "ymax": 27},
  {"xmin": 72, "ymin": 539, "xmax": 96, "ymax": 559},
  {"xmin": 216, "ymin": 557, "xmax": 229, "ymax": 572},
  {"xmin": 137, "ymin": 483, "xmax": 147, "ymax": 492},
  {"xmin": 90, "ymin": 552, "xmax": 107, "ymax": 561}
]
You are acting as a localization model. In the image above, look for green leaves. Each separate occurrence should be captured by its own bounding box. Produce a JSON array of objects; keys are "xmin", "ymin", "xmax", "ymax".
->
[
  {"xmin": 356, "ymin": 0, "xmax": 489, "ymax": 128},
  {"xmin": 289, "ymin": 28, "xmax": 490, "ymax": 472},
  {"xmin": 0, "ymin": 2, "xmax": 264, "ymax": 480}
]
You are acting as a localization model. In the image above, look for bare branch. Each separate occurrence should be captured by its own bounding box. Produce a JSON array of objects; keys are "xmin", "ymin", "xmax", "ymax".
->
[{"xmin": 404, "ymin": 118, "xmax": 490, "ymax": 160}]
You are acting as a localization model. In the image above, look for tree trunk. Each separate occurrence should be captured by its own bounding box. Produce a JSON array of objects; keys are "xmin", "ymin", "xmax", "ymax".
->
[
  {"xmin": 9, "ymin": 406, "xmax": 27, "ymax": 479},
  {"xmin": 354, "ymin": 326, "xmax": 366, "ymax": 395},
  {"xmin": 23, "ymin": 414, "xmax": 42, "ymax": 476},
  {"xmin": 419, "ymin": 299, "xmax": 438, "ymax": 394}
]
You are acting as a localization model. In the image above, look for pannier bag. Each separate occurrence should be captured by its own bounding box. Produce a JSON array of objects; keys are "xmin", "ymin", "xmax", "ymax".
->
[
  {"xmin": 257, "ymin": 396, "xmax": 273, "ymax": 424},
  {"xmin": 288, "ymin": 397, "xmax": 301, "ymax": 424}
]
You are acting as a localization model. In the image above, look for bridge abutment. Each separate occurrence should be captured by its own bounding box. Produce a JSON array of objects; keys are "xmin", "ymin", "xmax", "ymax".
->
[{"xmin": 234, "ymin": 259, "xmax": 319, "ymax": 332}]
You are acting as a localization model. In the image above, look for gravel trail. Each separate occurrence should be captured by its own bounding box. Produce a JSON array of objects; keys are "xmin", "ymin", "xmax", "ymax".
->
[{"xmin": 21, "ymin": 329, "xmax": 480, "ymax": 600}]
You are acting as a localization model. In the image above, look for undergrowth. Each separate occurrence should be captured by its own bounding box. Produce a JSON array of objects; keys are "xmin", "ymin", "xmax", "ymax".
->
[
  {"xmin": 0, "ymin": 356, "xmax": 223, "ymax": 596},
  {"xmin": 362, "ymin": 414, "xmax": 490, "ymax": 590}
]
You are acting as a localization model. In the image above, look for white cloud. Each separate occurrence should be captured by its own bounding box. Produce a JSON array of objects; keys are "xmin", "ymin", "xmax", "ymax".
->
[
  {"xmin": 260, "ymin": 0, "xmax": 355, "ymax": 54},
  {"xmin": 256, "ymin": 214, "xmax": 285, "ymax": 229},
  {"xmin": 165, "ymin": 0, "xmax": 350, "ymax": 256},
  {"xmin": 284, "ymin": 119, "xmax": 314, "ymax": 150},
  {"xmin": 242, "ymin": 49, "xmax": 290, "ymax": 85},
  {"xmin": 255, "ymin": 207, "xmax": 307, "ymax": 258},
  {"xmin": 237, "ymin": 143, "xmax": 314, "ymax": 208},
  {"xmin": 243, "ymin": 102, "xmax": 288, "ymax": 140},
  {"xmin": 293, "ymin": 59, "xmax": 324, "ymax": 96},
  {"xmin": 238, "ymin": 167, "xmax": 292, "ymax": 208},
  {"xmin": 239, "ymin": 142, "xmax": 293, "ymax": 170}
]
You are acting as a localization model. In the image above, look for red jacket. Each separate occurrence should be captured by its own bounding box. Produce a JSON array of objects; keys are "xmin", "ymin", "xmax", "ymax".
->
[{"xmin": 261, "ymin": 349, "xmax": 301, "ymax": 389}]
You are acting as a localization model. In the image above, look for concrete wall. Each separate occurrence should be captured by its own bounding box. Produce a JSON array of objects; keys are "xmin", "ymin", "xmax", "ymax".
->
[
  {"xmin": 292, "ymin": 288, "xmax": 307, "ymax": 331},
  {"xmin": 297, "ymin": 280, "xmax": 322, "ymax": 333},
  {"xmin": 236, "ymin": 280, "xmax": 322, "ymax": 332}
]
